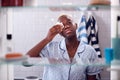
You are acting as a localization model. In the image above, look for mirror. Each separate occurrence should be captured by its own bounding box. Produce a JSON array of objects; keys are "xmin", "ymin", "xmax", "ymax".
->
[
  {"xmin": 0, "ymin": 5, "xmax": 111, "ymax": 80},
  {"xmin": 12, "ymin": 7, "xmax": 111, "ymax": 79}
]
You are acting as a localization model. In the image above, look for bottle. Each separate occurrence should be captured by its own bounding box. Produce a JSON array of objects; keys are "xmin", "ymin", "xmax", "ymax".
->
[
  {"xmin": 1, "ymin": 0, "xmax": 23, "ymax": 6},
  {"xmin": 10, "ymin": 0, "xmax": 23, "ymax": 6},
  {"xmin": 1, "ymin": 0, "xmax": 10, "ymax": 6},
  {"xmin": 6, "ymin": 34, "xmax": 14, "ymax": 53}
]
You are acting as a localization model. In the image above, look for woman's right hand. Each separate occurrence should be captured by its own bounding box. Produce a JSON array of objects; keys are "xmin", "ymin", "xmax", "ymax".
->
[{"xmin": 45, "ymin": 24, "xmax": 63, "ymax": 41}]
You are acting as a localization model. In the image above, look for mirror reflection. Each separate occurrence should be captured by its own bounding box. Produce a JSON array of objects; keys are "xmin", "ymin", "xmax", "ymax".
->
[
  {"xmin": 12, "ymin": 7, "xmax": 111, "ymax": 80},
  {"xmin": 0, "ymin": 0, "xmax": 111, "ymax": 80}
]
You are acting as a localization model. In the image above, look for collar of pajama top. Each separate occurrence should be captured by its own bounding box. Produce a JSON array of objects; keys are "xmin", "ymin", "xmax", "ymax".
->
[{"xmin": 59, "ymin": 39, "xmax": 86, "ymax": 61}]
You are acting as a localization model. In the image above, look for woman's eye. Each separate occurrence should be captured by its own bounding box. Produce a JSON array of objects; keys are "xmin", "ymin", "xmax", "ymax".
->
[{"xmin": 68, "ymin": 22, "xmax": 72, "ymax": 24}]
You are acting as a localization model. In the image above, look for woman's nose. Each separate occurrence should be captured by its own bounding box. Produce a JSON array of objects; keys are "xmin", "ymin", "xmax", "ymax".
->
[{"xmin": 64, "ymin": 25, "xmax": 70, "ymax": 29}]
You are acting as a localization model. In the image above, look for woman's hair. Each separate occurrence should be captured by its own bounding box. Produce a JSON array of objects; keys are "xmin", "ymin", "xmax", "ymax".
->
[
  {"xmin": 57, "ymin": 14, "xmax": 77, "ymax": 26},
  {"xmin": 57, "ymin": 14, "xmax": 73, "ymax": 22}
]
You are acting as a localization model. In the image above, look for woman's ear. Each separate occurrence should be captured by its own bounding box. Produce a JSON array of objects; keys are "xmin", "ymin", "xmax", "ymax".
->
[{"xmin": 74, "ymin": 23, "xmax": 77, "ymax": 29}]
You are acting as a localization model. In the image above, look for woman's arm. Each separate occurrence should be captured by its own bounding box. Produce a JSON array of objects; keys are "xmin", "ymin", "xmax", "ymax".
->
[
  {"xmin": 27, "ymin": 38, "xmax": 50, "ymax": 57},
  {"xmin": 27, "ymin": 24, "xmax": 63, "ymax": 57}
]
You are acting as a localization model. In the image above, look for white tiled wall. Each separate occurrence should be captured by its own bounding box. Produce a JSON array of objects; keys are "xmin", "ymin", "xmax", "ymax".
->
[
  {"xmin": 13, "ymin": 8, "xmax": 111, "ymax": 80},
  {"xmin": 0, "ymin": 9, "xmax": 7, "ymax": 54},
  {"xmin": 13, "ymin": 0, "xmax": 111, "ymax": 80}
]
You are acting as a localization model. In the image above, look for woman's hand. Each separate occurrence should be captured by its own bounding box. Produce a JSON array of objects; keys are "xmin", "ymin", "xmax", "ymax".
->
[
  {"xmin": 45, "ymin": 23, "xmax": 63, "ymax": 41},
  {"xmin": 27, "ymin": 23, "xmax": 63, "ymax": 57}
]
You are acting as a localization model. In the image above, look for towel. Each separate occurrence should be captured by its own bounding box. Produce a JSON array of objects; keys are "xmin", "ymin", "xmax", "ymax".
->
[
  {"xmin": 77, "ymin": 13, "xmax": 101, "ymax": 57},
  {"xmin": 76, "ymin": 14, "xmax": 88, "ymax": 44},
  {"xmin": 86, "ymin": 15, "xmax": 101, "ymax": 57}
]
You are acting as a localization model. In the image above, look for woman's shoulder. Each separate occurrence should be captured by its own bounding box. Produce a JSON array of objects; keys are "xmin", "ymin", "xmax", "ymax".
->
[
  {"xmin": 47, "ymin": 41, "xmax": 60, "ymax": 47},
  {"xmin": 80, "ymin": 43, "xmax": 97, "ymax": 55},
  {"xmin": 82, "ymin": 43, "xmax": 95, "ymax": 50}
]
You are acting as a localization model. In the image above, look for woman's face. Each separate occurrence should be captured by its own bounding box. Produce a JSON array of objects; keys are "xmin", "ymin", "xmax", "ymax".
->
[{"xmin": 58, "ymin": 15, "xmax": 77, "ymax": 38}]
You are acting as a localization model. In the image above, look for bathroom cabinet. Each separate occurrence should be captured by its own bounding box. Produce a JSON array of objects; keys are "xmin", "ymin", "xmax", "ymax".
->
[{"xmin": 0, "ymin": 0, "xmax": 111, "ymax": 80}]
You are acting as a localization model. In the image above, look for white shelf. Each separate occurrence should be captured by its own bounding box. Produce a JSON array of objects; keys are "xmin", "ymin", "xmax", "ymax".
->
[
  {"xmin": 107, "ymin": 60, "xmax": 120, "ymax": 71},
  {"xmin": 107, "ymin": 67, "xmax": 120, "ymax": 71},
  {"xmin": 0, "ymin": 5, "xmax": 110, "ymax": 11},
  {"xmin": 0, "ymin": 55, "xmax": 28, "ymax": 65}
]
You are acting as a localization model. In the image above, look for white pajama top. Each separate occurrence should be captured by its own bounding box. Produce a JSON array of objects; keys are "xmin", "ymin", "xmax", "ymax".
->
[{"xmin": 40, "ymin": 39, "xmax": 101, "ymax": 80}]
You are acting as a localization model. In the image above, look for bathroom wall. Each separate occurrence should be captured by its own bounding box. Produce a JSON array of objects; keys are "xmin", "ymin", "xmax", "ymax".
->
[
  {"xmin": 13, "ymin": 0, "xmax": 111, "ymax": 79},
  {"xmin": 0, "ymin": 9, "xmax": 7, "ymax": 54},
  {"xmin": 13, "ymin": 8, "xmax": 111, "ymax": 80},
  {"xmin": 13, "ymin": 8, "xmax": 111, "ymax": 56}
]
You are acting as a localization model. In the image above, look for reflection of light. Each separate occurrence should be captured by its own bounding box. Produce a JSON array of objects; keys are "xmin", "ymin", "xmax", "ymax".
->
[
  {"xmin": 61, "ymin": 2, "xmax": 72, "ymax": 5},
  {"xmin": 51, "ymin": 18, "xmax": 54, "ymax": 22}
]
